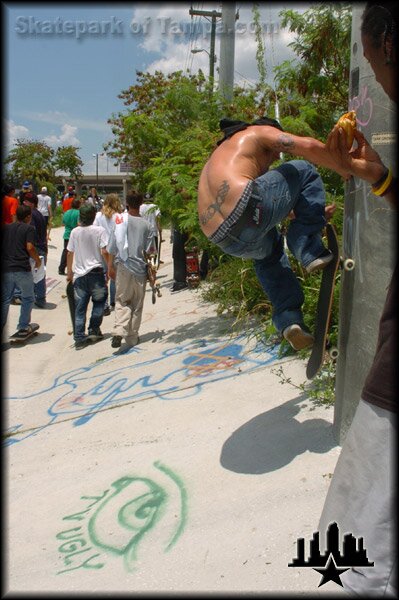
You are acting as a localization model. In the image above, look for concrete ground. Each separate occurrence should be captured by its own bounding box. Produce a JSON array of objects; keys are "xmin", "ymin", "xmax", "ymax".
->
[{"xmin": 3, "ymin": 225, "xmax": 346, "ymax": 595}]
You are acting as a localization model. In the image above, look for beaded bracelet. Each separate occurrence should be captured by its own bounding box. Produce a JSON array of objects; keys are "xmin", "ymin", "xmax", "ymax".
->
[{"xmin": 372, "ymin": 168, "xmax": 393, "ymax": 196}]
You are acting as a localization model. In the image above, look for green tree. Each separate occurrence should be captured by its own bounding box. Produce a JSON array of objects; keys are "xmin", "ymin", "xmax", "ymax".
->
[
  {"xmin": 275, "ymin": 3, "xmax": 352, "ymax": 134},
  {"xmin": 4, "ymin": 139, "xmax": 55, "ymax": 189},
  {"xmin": 53, "ymin": 145, "xmax": 83, "ymax": 180}
]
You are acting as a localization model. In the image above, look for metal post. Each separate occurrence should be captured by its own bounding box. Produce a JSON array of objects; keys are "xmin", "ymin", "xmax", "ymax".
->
[
  {"xmin": 209, "ymin": 12, "xmax": 217, "ymax": 91},
  {"xmin": 189, "ymin": 7, "xmax": 222, "ymax": 92},
  {"xmin": 219, "ymin": 3, "xmax": 237, "ymax": 102}
]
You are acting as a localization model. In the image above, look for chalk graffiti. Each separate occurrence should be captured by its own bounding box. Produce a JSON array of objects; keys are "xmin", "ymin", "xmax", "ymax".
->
[
  {"xmin": 56, "ymin": 461, "xmax": 187, "ymax": 574},
  {"xmin": 349, "ymin": 85, "xmax": 373, "ymax": 127},
  {"xmin": 4, "ymin": 335, "xmax": 280, "ymax": 447},
  {"xmin": 183, "ymin": 342, "xmax": 244, "ymax": 379}
]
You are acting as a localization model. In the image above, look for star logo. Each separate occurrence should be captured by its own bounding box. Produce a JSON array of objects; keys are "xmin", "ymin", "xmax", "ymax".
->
[{"xmin": 314, "ymin": 553, "xmax": 349, "ymax": 587}]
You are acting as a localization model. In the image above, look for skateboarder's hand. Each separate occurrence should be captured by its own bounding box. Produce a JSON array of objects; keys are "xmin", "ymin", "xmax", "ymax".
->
[
  {"xmin": 327, "ymin": 126, "xmax": 385, "ymax": 185},
  {"xmin": 108, "ymin": 265, "xmax": 116, "ymax": 281},
  {"xmin": 325, "ymin": 203, "xmax": 336, "ymax": 221},
  {"xmin": 347, "ymin": 129, "xmax": 387, "ymax": 184}
]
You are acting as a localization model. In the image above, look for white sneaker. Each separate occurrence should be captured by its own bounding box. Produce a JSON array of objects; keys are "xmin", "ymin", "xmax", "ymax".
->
[
  {"xmin": 283, "ymin": 324, "xmax": 314, "ymax": 351},
  {"xmin": 305, "ymin": 250, "xmax": 334, "ymax": 274}
]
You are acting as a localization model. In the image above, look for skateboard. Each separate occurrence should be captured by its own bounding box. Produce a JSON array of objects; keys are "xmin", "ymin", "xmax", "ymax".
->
[
  {"xmin": 143, "ymin": 251, "xmax": 162, "ymax": 304},
  {"xmin": 157, "ymin": 236, "xmax": 163, "ymax": 269},
  {"xmin": 10, "ymin": 323, "xmax": 40, "ymax": 343},
  {"xmin": 66, "ymin": 280, "xmax": 75, "ymax": 335},
  {"xmin": 184, "ymin": 245, "xmax": 201, "ymax": 289},
  {"xmin": 306, "ymin": 223, "xmax": 340, "ymax": 379}
]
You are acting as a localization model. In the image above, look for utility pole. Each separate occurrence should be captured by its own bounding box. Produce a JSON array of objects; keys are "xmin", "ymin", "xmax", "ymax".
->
[
  {"xmin": 189, "ymin": 7, "xmax": 221, "ymax": 92},
  {"xmin": 218, "ymin": 3, "xmax": 239, "ymax": 102}
]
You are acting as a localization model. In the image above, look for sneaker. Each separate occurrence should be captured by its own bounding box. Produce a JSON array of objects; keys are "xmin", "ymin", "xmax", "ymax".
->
[
  {"xmin": 283, "ymin": 324, "xmax": 314, "ymax": 351},
  {"xmin": 170, "ymin": 282, "xmax": 188, "ymax": 293},
  {"xmin": 88, "ymin": 328, "xmax": 104, "ymax": 342},
  {"xmin": 103, "ymin": 307, "xmax": 111, "ymax": 316},
  {"xmin": 58, "ymin": 269, "xmax": 66, "ymax": 276},
  {"xmin": 12, "ymin": 297, "xmax": 22, "ymax": 305},
  {"xmin": 305, "ymin": 250, "xmax": 334, "ymax": 274},
  {"xmin": 111, "ymin": 335, "xmax": 122, "ymax": 348}
]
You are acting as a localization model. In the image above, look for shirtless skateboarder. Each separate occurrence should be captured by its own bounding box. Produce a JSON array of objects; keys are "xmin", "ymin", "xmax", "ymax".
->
[{"xmin": 198, "ymin": 117, "xmax": 349, "ymax": 350}]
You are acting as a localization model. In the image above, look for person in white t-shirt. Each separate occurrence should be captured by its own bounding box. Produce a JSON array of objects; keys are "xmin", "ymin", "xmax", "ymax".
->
[
  {"xmin": 37, "ymin": 186, "xmax": 53, "ymax": 229},
  {"xmin": 94, "ymin": 193, "xmax": 123, "ymax": 315},
  {"xmin": 139, "ymin": 197, "xmax": 162, "ymax": 257},
  {"xmin": 66, "ymin": 204, "xmax": 109, "ymax": 349}
]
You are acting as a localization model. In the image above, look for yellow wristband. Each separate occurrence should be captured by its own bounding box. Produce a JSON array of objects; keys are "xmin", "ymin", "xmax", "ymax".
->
[{"xmin": 372, "ymin": 168, "xmax": 393, "ymax": 196}]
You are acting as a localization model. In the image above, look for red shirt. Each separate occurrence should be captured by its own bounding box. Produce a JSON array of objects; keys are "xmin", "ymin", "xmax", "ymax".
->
[
  {"xmin": 2, "ymin": 195, "xmax": 19, "ymax": 225},
  {"xmin": 62, "ymin": 196, "xmax": 73, "ymax": 212}
]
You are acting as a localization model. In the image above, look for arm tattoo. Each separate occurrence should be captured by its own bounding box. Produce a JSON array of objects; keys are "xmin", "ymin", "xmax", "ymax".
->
[
  {"xmin": 272, "ymin": 133, "xmax": 295, "ymax": 152},
  {"xmin": 200, "ymin": 180, "xmax": 230, "ymax": 226}
]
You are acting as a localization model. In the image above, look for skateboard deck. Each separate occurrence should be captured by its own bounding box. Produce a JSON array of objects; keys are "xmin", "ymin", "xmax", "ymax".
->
[
  {"xmin": 66, "ymin": 281, "xmax": 75, "ymax": 335},
  {"xmin": 306, "ymin": 223, "xmax": 340, "ymax": 379},
  {"xmin": 10, "ymin": 323, "xmax": 40, "ymax": 343},
  {"xmin": 185, "ymin": 245, "xmax": 200, "ymax": 289},
  {"xmin": 157, "ymin": 235, "xmax": 163, "ymax": 269},
  {"xmin": 143, "ymin": 251, "xmax": 162, "ymax": 304}
]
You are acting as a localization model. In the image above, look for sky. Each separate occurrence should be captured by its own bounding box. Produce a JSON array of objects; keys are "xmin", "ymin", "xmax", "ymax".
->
[{"xmin": 4, "ymin": 2, "xmax": 308, "ymax": 175}]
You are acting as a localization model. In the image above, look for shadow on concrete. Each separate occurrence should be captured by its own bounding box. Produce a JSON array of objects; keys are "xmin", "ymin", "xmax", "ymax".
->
[
  {"xmin": 160, "ymin": 315, "xmax": 241, "ymax": 344},
  {"xmin": 5, "ymin": 332, "xmax": 55, "ymax": 349},
  {"xmin": 139, "ymin": 330, "xmax": 167, "ymax": 344},
  {"xmin": 220, "ymin": 394, "xmax": 337, "ymax": 474},
  {"xmin": 33, "ymin": 302, "xmax": 57, "ymax": 310}
]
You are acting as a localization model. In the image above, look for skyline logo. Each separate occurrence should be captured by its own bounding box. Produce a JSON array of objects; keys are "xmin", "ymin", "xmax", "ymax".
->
[{"xmin": 289, "ymin": 521, "xmax": 374, "ymax": 588}]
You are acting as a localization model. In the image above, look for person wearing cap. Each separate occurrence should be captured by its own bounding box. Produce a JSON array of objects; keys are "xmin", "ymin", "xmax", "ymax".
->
[
  {"xmin": 37, "ymin": 186, "xmax": 53, "ymax": 229},
  {"xmin": 62, "ymin": 188, "xmax": 75, "ymax": 213},
  {"xmin": 19, "ymin": 180, "xmax": 32, "ymax": 204},
  {"xmin": 66, "ymin": 203, "xmax": 109, "ymax": 349}
]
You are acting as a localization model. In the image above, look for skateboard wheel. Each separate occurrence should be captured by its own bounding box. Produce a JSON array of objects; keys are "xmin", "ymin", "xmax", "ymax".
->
[
  {"xmin": 329, "ymin": 346, "xmax": 339, "ymax": 360},
  {"xmin": 343, "ymin": 258, "xmax": 355, "ymax": 271}
]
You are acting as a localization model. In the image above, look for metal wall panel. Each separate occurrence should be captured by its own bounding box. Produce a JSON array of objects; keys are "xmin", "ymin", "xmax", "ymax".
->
[{"xmin": 333, "ymin": 4, "xmax": 396, "ymax": 443}]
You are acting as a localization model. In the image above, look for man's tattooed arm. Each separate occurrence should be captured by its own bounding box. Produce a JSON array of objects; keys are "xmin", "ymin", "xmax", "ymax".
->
[
  {"xmin": 271, "ymin": 133, "xmax": 296, "ymax": 153},
  {"xmin": 199, "ymin": 180, "xmax": 230, "ymax": 226}
]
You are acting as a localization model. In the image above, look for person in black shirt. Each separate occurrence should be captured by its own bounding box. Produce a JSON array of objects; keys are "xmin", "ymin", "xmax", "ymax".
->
[
  {"xmin": 1, "ymin": 205, "xmax": 41, "ymax": 337},
  {"xmin": 22, "ymin": 192, "xmax": 48, "ymax": 308}
]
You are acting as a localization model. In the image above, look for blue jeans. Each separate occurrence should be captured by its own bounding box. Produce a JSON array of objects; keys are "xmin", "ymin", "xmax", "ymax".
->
[
  {"xmin": 34, "ymin": 254, "xmax": 47, "ymax": 305},
  {"xmin": 210, "ymin": 160, "xmax": 326, "ymax": 333},
  {"xmin": 73, "ymin": 269, "xmax": 107, "ymax": 342},
  {"xmin": 101, "ymin": 257, "xmax": 115, "ymax": 308},
  {"xmin": 1, "ymin": 271, "xmax": 35, "ymax": 332}
]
